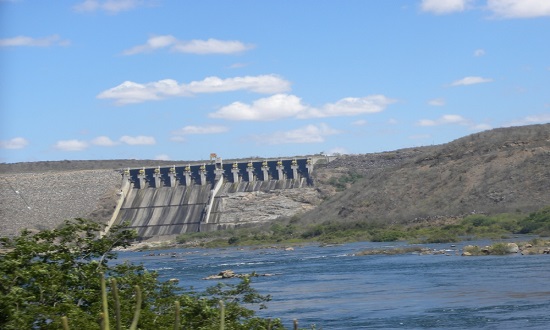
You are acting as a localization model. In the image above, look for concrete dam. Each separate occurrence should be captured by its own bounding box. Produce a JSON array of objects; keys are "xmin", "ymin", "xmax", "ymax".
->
[{"xmin": 109, "ymin": 158, "xmax": 315, "ymax": 239}]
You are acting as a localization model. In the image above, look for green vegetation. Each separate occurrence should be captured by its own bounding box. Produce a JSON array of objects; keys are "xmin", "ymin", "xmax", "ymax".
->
[
  {"xmin": 488, "ymin": 242, "xmax": 514, "ymax": 255},
  {"xmin": 176, "ymin": 206, "xmax": 550, "ymax": 248},
  {"xmin": 326, "ymin": 171, "xmax": 364, "ymax": 191},
  {"xmin": 517, "ymin": 206, "xmax": 550, "ymax": 236},
  {"xmin": 0, "ymin": 219, "xmax": 283, "ymax": 330},
  {"xmin": 462, "ymin": 242, "xmax": 516, "ymax": 256}
]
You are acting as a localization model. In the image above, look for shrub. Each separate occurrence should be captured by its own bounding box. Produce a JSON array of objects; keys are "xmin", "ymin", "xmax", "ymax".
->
[
  {"xmin": 489, "ymin": 242, "xmax": 513, "ymax": 255},
  {"xmin": 463, "ymin": 245, "xmax": 482, "ymax": 255},
  {"xmin": 228, "ymin": 236, "xmax": 240, "ymax": 245},
  {"xmin": 0, "ymin": 219, "xmax": 281, "ymax": 329},
  {"xmin": 517, "ymin": 206, "xmax": 550, "ymax": 234},
  {"xmin": 370, "ymin": 230, "xmax": 402, "ymax": 242}
]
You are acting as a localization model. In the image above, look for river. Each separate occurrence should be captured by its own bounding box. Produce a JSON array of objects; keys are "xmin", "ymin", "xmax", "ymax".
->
[{"xmin": 117, "ymin": 240, "xmax": 550, "ymax": 329}]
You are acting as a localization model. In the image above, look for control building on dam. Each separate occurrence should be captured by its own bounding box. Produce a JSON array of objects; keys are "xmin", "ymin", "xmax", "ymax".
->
[{"xmin": 108, "ymin": 158, "xmax": 314, "ymax": 239}]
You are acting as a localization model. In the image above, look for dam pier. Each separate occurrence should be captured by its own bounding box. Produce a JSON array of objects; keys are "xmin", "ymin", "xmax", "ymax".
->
[{"xmin": 109, "ymin": 158, "xmax": 315, "ymax": 240}]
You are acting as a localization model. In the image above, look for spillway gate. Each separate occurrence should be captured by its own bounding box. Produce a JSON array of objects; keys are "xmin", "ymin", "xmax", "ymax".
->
[{"xmin": 111, "ymin": 158, "xmax": 314, "ymax": 239}]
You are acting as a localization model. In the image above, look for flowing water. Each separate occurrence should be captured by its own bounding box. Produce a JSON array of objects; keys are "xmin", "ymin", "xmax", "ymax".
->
[{"xmin": 117, "ymin": 240, "xmax": 550, "ymax": 329}]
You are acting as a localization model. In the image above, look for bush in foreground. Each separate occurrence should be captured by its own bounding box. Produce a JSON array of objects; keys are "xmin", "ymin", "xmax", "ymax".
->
[{"xmin": 0, "ymin": 219, "xmax": 282, "ymax": 330}]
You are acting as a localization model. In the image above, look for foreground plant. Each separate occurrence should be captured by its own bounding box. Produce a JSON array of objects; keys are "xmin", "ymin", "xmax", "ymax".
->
[{"xmin": 0, "ymin": 218, "xmax": 282, "ymax": 329}]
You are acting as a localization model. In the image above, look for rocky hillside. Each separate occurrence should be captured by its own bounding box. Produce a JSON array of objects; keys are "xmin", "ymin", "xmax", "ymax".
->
[
  {"xmin": 1, "ymin": 124, "xmax": 549, "ymax": 237},
  {"xmin": 303, "ymin": 123, "xmax": 550, "ymax": 226}
]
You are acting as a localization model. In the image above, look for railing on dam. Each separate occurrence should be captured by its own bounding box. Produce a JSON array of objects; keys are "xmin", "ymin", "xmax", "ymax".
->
[
  {"xmin": 123, "ymin": 158, "xmax": 313, "ymax": 189},
  {"xmin": 112, "ymin": 158, "xmax": 314, "ymax": 239}
]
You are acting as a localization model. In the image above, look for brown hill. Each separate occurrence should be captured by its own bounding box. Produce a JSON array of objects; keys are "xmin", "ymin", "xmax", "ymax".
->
[{"xmin": 302, "ymin": 123, "xmax": 550, "ymax": 225}]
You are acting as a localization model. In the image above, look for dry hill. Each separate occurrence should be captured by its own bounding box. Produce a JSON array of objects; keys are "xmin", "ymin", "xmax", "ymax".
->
[{"xmin": 303, "ymin": 123, "xmax": 550, "ymax": 225}]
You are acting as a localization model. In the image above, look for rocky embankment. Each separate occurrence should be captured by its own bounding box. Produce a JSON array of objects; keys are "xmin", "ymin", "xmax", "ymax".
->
[
  {"xmin": 1, "ymin": 159, "xmax": 186, "ymax": 237},
  {"xmin": 462, "ymin": 241, "xmax": 550, "ymax": 256},
  {"xmin": 0, "ymin": 169, "xmax": 121, "ymax": 236},
  {"xmin": 216, "ymin": 188, "xmax": 321, "ymax": 227},
  {"xmin": 353, "ymin": 240, "xmax": 550, "ymax": 257}
]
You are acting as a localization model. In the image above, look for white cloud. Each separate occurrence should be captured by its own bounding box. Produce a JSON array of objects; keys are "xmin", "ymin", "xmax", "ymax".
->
[
  {"xmin": 0, "ymin": 137, "xmax": 29, "ymax": 149},
  {"xmin": 210, "ymin": 94, "xmax": 307, "ymax": 121},
  {"xmin": 170, "ymin": 136, "xmax": 186, "ymax": 143},
  {"xmin": 351, "ymin": 119, "xmax": 368, "ymax": 126},
  {"xmin": 173, "ymin": 38, "xmax": 253, "ymax": 54},
  {"xmin": 154, "ymin": 154, "xmax": 171, "ymax": 161},
  {"xmin": 91, "ymin": 136, "xmax": 118, "ymax": 146},
  {"xmin": 487, "ymin": 0, "xmax": 550, "ymax": 18},
  {"xmin": 122, "ymin": 35, "xmax": 254, "ymax": 55},
  {"xmin": 416, "ymin": 115, "xmax": 492, "ymax": 131},
  {"xmin": 54, "ymin": 140, "xmax": 88, "ymax": 151},
  {"xmin": 119, "ymin": 135, "xmax": 156, "ymax": 145},
  {"xmin": 122, "ymin": 35, "xmax": 178, "ymax": 55},
  {"xmin": 417, "ymin": 114, "xmax": 468, "ymax": 126},
  {"xmin": 504, "ymin": 113, "xmax": 550, "ymax": 126},
  {"xmin": 428, "ymin": 98, "xmax": 446, "ymax": 106},
  {"xmin": 309, "ymin": 95, "xmax": 396, "ymax": 118},
  {"xmin": 229, "ymin": 62, "xmax": 249, "ymax": 69},
  {"xmin": 73, "ymin": 0, "xmax": 148, "ymax": 14},
  {"xmin": 97, "ymin": 80, "xmax": 179, "ymax": 104},
  {"xmin": 97, "ymin": 75, "xmax": 291, "ymax": 105},
  {"xmin": 420, "ymin": 0, "xmax": 473, "ymax": 14},
  {"xmin": 172, "ymin": 125, "xmax": 229, "ymax": 135},
  {"xmin": 470, "ymin": 123, "xmax": 493, "ymax": 131},
  {"xmin": 450, "ymin": 76, "xmax": 493, "ymax": 86},
  {"xmin": 420, "ymin": 0, "xmax": 550, "ymax": 18},
  {"xmin": 0, "ymin": 35, "xmax": 69, "ymax": 47},
  {"xmin": 209, "ymin": 94, "xmax": 395, "ymax": 121},
  {"xmin": 258, "ymin": 123, "xmax": 340, "ymax": 145},
  {"xmin": 474, "ymin": 49, "xmax": 486, "ymax": 56},
  {"xmin": 187, "ymin": 75, "xmax": 290, "ymax": 94}
]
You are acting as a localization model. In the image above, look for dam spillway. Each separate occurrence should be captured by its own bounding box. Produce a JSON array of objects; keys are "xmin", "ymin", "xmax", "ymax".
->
[{"xmin": 112, "ymin": 158, "xmax": 313, "ymax": 239}]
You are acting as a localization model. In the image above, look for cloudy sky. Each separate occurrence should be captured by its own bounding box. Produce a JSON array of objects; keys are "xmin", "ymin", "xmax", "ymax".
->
[{"xmin": 1, "ymin": 0, "xmax": 549, "ymax": 163}]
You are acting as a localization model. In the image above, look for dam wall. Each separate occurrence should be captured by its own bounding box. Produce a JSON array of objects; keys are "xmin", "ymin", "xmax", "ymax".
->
[{"xmin": 114, "ymin": 158, "xmax": 314, "ymax": 239}]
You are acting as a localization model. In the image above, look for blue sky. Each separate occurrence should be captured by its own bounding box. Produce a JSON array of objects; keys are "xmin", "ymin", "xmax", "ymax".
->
[{"xmin": 1, "ymin": 0, "xmax": 549, "ymax": 164}]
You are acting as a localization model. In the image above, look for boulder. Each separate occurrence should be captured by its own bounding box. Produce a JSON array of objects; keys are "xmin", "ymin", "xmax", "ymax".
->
[
  {"xmin": 505, "ymin": 243, "xmax": 519, "ymax": 253},
  {"xmin": 220, "ymin": 270, "xmax": 236, "ymax": 278}
]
